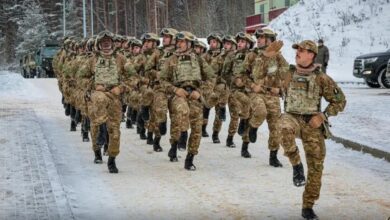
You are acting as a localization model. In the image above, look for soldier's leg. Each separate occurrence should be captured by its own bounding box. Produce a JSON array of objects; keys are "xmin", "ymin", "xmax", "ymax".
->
[
  {"xmin": 106, "ymin": 97, "xmax": 122, "ymax": 173},
  {"xmin": 226, "ymin": 92, "xmax": 240, "ymax": 148},
  {"xmin": 168, "ymin": 96, "xmax": 189, "ymax": 162},
  {"xmin": 212, "ymin": 106, "xmax": 223, "ymax": 143},
  {"xmin": 278, "ymin": 114, "xmax": 301, "ymax": 165},
  {"xmin": 247, "ymin": 93, "xmax": 267, "ymax": 143},
  {"xmin": 265, "ymin": 96, "xmax": 283, "ymax": 167},
  {"xmin": 185, "ymin": 99, "xmax": 203, "ymax": 170},
  {"xmin": 301, "ymin": 125, "xmax": 326, "ymax": 209}
]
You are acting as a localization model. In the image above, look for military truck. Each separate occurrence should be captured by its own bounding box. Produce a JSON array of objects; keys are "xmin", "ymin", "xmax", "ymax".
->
[
  {"xmin": 35, "ymin": 41, "xmax": 60, "ymax": 78},
  {"xmin": 353, "ymin": 49, "xmax": 390, "ymax": 88},
  {"xmin": 21, "ymin": 53, "xmax": 37, "ymax": 78}
]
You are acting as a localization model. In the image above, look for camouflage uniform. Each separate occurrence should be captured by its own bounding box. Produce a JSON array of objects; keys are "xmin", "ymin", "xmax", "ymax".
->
[
  {"xmin": 278, "ymin": 40, "xmax": 346, "ymax": 214},
  {"xmin": 161, "ymin": 31, "xmax": 215, "ymax": 170}
]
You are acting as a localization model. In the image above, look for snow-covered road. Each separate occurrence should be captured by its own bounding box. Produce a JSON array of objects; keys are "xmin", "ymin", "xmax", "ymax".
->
[{"xmin": 0, "ymin": 71, "xmax": 389, "ymax": 220}]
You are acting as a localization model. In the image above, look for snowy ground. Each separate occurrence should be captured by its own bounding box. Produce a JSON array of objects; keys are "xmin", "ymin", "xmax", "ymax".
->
[{"xmin": 0, "ymin": 71, "xmax": 389, "ymax": 220}]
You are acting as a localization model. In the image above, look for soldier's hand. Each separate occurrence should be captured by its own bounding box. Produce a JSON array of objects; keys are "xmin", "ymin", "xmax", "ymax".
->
[
  {"xmin": 309, "ymin": 113, "xmax": 326, "ymax": 129},
  {"xmin": 95, "ymin": 84, "xmax": 105, "ymax": 91},
  {"xmin": 234, "ymin": 77, "xmax": 244, "ymax": 87},
  {"xmin": 264, "ymin": 40, "xmax": 284, "ymax": 58},
  {"xmin": 189, "ymin": 90, "xmax": 201, "ymax": 100},
  {"xmin": 175, "ymin": 88, "xmax": 188, "ymax": 98},
  {"xmin": 270, "ymin": 87, "xmax": 280, "ymax": 95},
  {"xmin": 110, "ymin": 86, "xmax": 121, "ymax": 96},
  {"xmin": 251, "ymin": 83, "xmax": 262, "ymax": 93}
]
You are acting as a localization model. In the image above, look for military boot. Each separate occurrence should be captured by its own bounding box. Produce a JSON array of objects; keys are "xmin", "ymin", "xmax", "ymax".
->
[
  {"xmin": 248, "ymin": 126, "xmax": 258, "ymax": 143},
  {"xmin": 301, "ymin": 208, "xmax": 319, "ymax": 220},
  {"xmin": 146, "ymin": 131, "xmax": 154, "ymax": 145},
  {"xmin": 131, "ymin": 110, "xmax": 138, "ymax": 125},
  {"xmin": 153, "ymin": 136, "xmax": 163, "ymax": 152},
  {"xmin": 126, "ymin": 119, "xmax": 133, "ymax": 129},
  {"xmin": 202, "ymin": 124, "xmax": 209, "ymax": 137},
  {"xmin": 82, "ymin": 131, "xmax": 89, "ymax": 142},
  {"xmin": 293, "ymin": 162, "xmax": 306, "ymax": 187},
  {"xmin": 184, "ymin": 153, "xmax": 196, "ymax": 171},
  {"xmin": 269, "ymin": 150, "xmax": 283, "ymax": 167},
  {"xmin": 241, "ymin": 142, "xmax": 251, "ymax": 158},
  {"xmin": 140, "ymin": 106, "xmax": 150, "ymax": 121},
  {"xmin": 238, "ymin": 119, "xmax": 248, "ymax": 136},
  {"xmin": 178, "ymin": 131, "xmax": 188, "ymax": 151},
  {"xmin": 75, "ymin": 110, "xmax": 82, "ymax": 124},
  {"xmin": 226, "ymin": 135, "xmax": 236, "ymax": 148},
  {"xmin": 107, "ymin": 156, "xmax": 118, "ymax": 173},
  {"xmin": 159, "ymin": 121, "xmax": 167, "ymax": 135},
  {"xmin": 212, "ymin": 131, "xmax": 220, "ymax": 143},
  {"xmin": 64, "ymin": 103, "xmax": 71, "ymax": 116},
  {"xmin": 219, "ymin": 106, "xmax": 226, "ymax": 121},
  {"xmin": 94, "ymin": 149, "xmax": 103, "ymax": 164},
  {"xmin": 168, "ymin": 142, "xmax": 178, "ymax": 162},
  {"xmin": 103, "ymin": 143, "xmax": 108, "ymax": 156},
  {"xmin": 70, "ymin": 120, "xmax": 77, "ymax": 131},
  {"xmin": 139, "ymin": 128, "xmax": 147, "ymax": 140}
]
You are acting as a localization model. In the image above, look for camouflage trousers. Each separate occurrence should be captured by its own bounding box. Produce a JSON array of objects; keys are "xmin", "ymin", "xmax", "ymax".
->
[
  {"xmin": 149, "ymin": 89, "xmax": 168, "ymax": 137},
  {"xmin": 227, "ymin": 89, "xmax": 250, "ymax": 136},
  {"xmin": 242, "ymin": 92, "xmax": 267, "ymax": 143},
  {"xmin": 170, "ymin": 96, "xmax": 203, "ymax": 155},
  {"xmin": 73, "ymin": 88, "xmax": 88, "ymax": 116},
  {"xmin": 87, "ymin": 90, "xmax": 122, "ymax": 157},
  {"xmin": 259, "ymin": 94, "xmax": 282, "ymax": 150},
  {"xmin": 62, "ymin": 81, "xmax": 76, "ymax": 106},
  {"xmin": 200, "ymin": 81, "xmax": 218, "ymax": 109},
  {"xmin": 205, "ymin": 83, "xmax": 230, "ymax": 133},
  {"xmin": 278, "ymin": 113, "xmax": 326, "ymax": 209}
]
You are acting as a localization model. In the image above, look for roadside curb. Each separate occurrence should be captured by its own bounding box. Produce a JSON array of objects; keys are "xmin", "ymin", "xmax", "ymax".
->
[{"xmin": 331, "ymin": 135, "xmax": 390, "ymax": 162}]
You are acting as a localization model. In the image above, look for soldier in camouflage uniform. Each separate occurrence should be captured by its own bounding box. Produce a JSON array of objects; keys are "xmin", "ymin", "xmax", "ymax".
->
[
  {"xmin": 278, "ymin": 40, "xmax": 346, "ymax": 219},
  {"xmin": 160, "ymin": 31, "xmax": 216, "ymax": 171},
  {"xmin": 243, "ymin": 28, "xmax": 288, "ymax": 167},
  {"xmin": 193, "ymin": 39, "xmax": 207, "ymax": 56},
  {"xmin": 143, "ymin": 28, "xmax": 178, "ymax": 152},
  {"xmin": 138, "ymin": 33, "xmax": 160, "ymax": 141},
  {"xmin": 85, "ymin": 31, "xmax": 127, "ymax": 173},
  {"xmin": 221, "ymin": 32, "xmax": 262, "ymax": 158}
]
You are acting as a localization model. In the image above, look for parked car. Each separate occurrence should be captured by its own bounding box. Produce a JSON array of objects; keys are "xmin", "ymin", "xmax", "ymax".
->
[
  {"xmin": 35, "ymin": 41, "xmax": 59, "ymax": 78},
  {"xmin": 353, "ymin": 49, "xmax": 390, "ymax": 88},
  {"xmin": 21, "ymin": 53, "xmax": 37, "ymax": 78}
]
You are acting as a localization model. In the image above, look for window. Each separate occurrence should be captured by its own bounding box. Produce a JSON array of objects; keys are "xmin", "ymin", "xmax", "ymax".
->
[
  {"xmin": 260, "ymin": 4, "xmax": 264, "ymax": 14},
  {"xmin": 285, "ymin": 0, "xmax": 290, "ymax": 7}
]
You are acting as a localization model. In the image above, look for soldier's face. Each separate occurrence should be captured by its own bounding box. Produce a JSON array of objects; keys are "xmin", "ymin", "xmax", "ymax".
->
[
  {"xmin": 194, "ymin": 46, "xmax": 203, "ymax": 54},
  {"xmin": 223, "ymin": 42, "xmax": 233, "ymax": 51},
  {"xmin": 122, "ymin": 42, "xmax": 129, "ymax": 49},
  {"xmin": 209, "ymin": 39, "xmax": 219, "ymax": 50},
  {"xmin": 296, "ymin": 48, "xmax": 315, "ymax": 67},
  {"xmin": 100, "ymin": 38, "xmax": 113, "ymax": 51},
  {"xmin": 237, "ymin": 39, "xmax": 248, "ymax": 50},
  {"xmin": 176, "ymin": 39, "xmax": 188, "ymax": 52},
  {"xmin": 163, "ymin": 35, "xmax": 172, "ymax": 46},
  {"xmin": 132, "ymin": 46, "xmax": 141, "ymax": 55},
  {"xmin": 257, "ymin": 36, "xmax": 266, "ymax": 47},
  {"xmin": 143, "ymin": 40, "xmax": 155, "ymax": 50}
]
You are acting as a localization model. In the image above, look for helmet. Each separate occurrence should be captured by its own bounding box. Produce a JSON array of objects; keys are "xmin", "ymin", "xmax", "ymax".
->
[
  {"xmin": 206, "ymin": 32, "xmax": 223, "ymax": 44},
  {"xmin": 222, "ymin": 35, "xmax": 237, "ymax": 46},
  {"xmin": 235, "ymin": 32, "xmax": 255, "ymax": 49},
  {"xmin": 96, "ymin": 30, "xmax": 114, "ymax": 44},
  {"xmin": 141, "ymin": 32, "xmax": 160, "ymax": 46},
  {"xmin": 113, "ymin": 34, "xmax": 126, "ymax": 42},
  {"xmin": 255, "ymin": 28, "xmax": 277, "ymax": 41},
  {"xmin": 160, "ymin": 27, "xmax": 178, "ymax": 37},
  {"xmin": 86, "ymin": 37, "xmax": 95, "ymax": 51},
  {"xmin": 131, "ymin": 39, "xmax": 143, "ymax": 47},
  {"xmin": 175, "ymin": 31, "xmax": 196, "ymax": 42},
  {"xmin": 194, "ymin": 39, "xmax": 207, "ymax": 49}
]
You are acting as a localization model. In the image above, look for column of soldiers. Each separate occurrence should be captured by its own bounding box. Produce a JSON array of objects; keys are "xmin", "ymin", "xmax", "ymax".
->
[{"xmin": 53, "ymin": 27, "xmax": 346, "ymax": 220}]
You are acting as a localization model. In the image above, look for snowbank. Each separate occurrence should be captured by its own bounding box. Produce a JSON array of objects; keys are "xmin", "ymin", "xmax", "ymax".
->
[{"xmin": 0, "ymin": 71, "xmax": 45, "ymax": 101}]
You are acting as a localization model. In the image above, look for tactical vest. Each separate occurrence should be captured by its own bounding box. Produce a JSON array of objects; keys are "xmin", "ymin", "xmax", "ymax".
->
[
  {"xmin": 174, "ymin": 54, "xmax": 201, "ymax": 84},
  {"xmin": 232, "ymin": 52, "xmax": 246, "ymax": 76},
  {"xmin": 76, "ymin": 55, "xmax": 90, "ymax": 78},
  {"xmin": 94, "ymin": 55, "xmax": 120, "ymax": 87},
  {"xmin": 157, "ymin": 50, "xmax": 173, "ymax": 71},
  {"xmin": 285, "ymin": 72, "xmax": 321, "ymax": 115}
]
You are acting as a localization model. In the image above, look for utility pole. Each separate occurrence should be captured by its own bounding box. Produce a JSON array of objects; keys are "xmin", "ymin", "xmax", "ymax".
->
[
  {"xmin": 63, "ymin": 0, "xmax": 66, "ymax": 36},
  {"xmin": 83, "ymin": 0, "xmax": 87, "ymax": 37},
  {"xmin": 90, "ymin": 0, "xmax": 94, "ymax": 36}
]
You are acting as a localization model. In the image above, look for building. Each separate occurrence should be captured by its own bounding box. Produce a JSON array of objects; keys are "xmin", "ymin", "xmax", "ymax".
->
[{"xmin": 245, "ymin": 0, "xmax": 299, "ymax": 33}]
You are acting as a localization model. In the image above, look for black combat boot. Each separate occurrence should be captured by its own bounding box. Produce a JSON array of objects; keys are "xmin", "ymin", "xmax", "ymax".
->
[
  {"xmin": 131, "ymin": 110, "xmax": 138, "ymax": 125},
  {"xmin": 293, "ymin": 162, "xmax": 306, "ymax": 187},
  {"xmin": 65, "ymin": 103, "xmax": 71, "ymax": 116},
  {"xmin": 168, "ymin": 142, "xmax": 178, "ymax": 162},
  {"xmin": 248, "ymin": 126, "xmax": 258, "ymax": 143},
  {"xmin": 269, "ymin": 150, "xmax": 283, "ymax": 167},
  {"xmin": 82, "ymin": 131, "xmax": 89, "ymax": 142},
  {"xmin": 107, "ymin": 156, "xmax": 118, "ymax": 173},
  {"xmin": 241, "ymin": 142, "xmax": 251, "ymax": 158},
  {"xmin": 178, "ymin": 131, "xmax": 188, "ymax": 151},
  {"xmin": 126, "ymin": 119, "xmax": 133, "ymax": 129},
  {"xmin": 121, "ymin": 105, "xmax": 127, "ymax": 122},
  {"xmin": 70, "ymin": 120, "xmax": 77, "ymax": 131},
  {"xmin": 219, "ymin": 106, "xmax": 227, "ymax": 121},
  {"xmin": 153, "ymin": 136, "xmax": 163, "ymax": 152},
  {"xmin": 184, "ymin": 153, "xmax": 196, "ymax": 171},
  {"xmin": 103, "ymin": 143, "xmax": 108, "ymax": 156},
  {"xmin": 226, "ymin": 135, "xmax": 236, "ymax": 148},
  {"xmin": 140, "ymin": 106, "xmax": 150, "ymax": 121},
  {"xmin": 81, "ymin": 118, "xmax": 90, "ymax": 142},
  {"xmin": 159, "ymin": 121, "xmax": 167, "ymax": 136},
  {"xmin": 136, "ymin": 125, "xmax": 141, "ymax": 134},
  {"xmin": 94, "ymin": 149, "xmax": 103, "ymax": 164},
  {"xmin": 301, "ymin": 208, "xmax": 319, "ymax": 220},
  {"xmin": 75, "ymin": 110, "xmax": 82, "ymax": 124},
  {"xmin": 139, "ymin": 128, "xmax": 147, "ymax": 140},
  {"xmin": 212, "ymin": 131, "xmax": 221, "ymax": 143},
  {"xmin": 202, "ymin": 124, "xmax": 209, "ymax": 137},
  {"xmin": 238, "ymin": 119, "xmax": 248, "ymax": 136},
  {"xmin": 146, "ymin": 131, "xmax": 154, "ymax": 145}
]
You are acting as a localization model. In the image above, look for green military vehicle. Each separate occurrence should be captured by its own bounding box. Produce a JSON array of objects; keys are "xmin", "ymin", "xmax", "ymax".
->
[
  {"xmin": 35, "ymin": 41, "xmax": 60, "ymax": 78},
  {"xmin": 21, "ymin": 53, "xmax": 37, "ymax": 78}
]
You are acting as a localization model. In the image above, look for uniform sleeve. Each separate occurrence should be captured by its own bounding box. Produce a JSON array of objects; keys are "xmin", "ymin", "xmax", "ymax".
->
[
  {"xmin": 144, "ymin": 50, "xmax": 159, "ymax": 71},
  {"xmin": 160, "ymin": 56, "xmax": 176, "ymax": 95},
  {"xmin": 221, "ymin": 53, "xmax": 234, "ymax": 78},
  {"xmin": 276, "ymin": 54, "xmax": 290, "ymax": 87},
  {"xmin": 242, "ymin": 52, "xmax": 256, "ymax": 74},
  {"xmin": 199, "ymin": 56, "xmax": 216, "ymax": 82},
  {"xmin": 321, "ymin": 74, "xmax": 346, "ymax": 117}
]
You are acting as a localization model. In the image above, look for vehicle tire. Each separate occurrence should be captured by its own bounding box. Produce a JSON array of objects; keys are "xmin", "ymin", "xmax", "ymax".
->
[
  {"xmin": 378, "ymin": 68, "xmax": 390, "ymax": 88},
  {"xmin": 365, "ymin": 79, "xmax": 381, "ymax": 88}
]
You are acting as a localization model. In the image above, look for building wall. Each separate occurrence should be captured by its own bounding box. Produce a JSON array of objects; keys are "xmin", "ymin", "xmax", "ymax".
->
[{"xmin": 254, "ymin": 0, "xmax": 298, "ymax": 24}]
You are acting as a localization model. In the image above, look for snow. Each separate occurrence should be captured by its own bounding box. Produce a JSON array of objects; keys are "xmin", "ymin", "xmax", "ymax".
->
[
  {"xmin": 0, "ymin": 71, "xmax": 389, "ymax": 219},
  {"xmin": 268, "ymin": 0, "xmax": 390, "ymax": 82}
]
